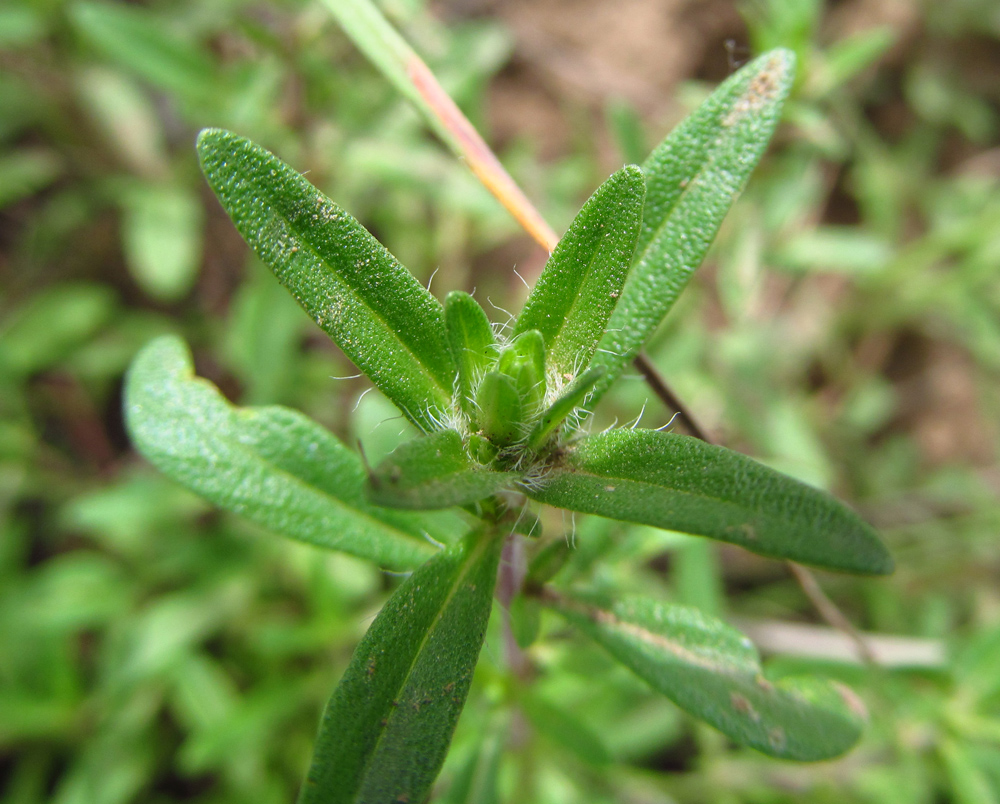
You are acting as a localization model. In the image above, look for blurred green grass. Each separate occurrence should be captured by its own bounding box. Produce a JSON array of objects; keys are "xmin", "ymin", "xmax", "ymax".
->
[{"xmin": 1, "ymin": 0, "xmax": 999, "ymax": 802}]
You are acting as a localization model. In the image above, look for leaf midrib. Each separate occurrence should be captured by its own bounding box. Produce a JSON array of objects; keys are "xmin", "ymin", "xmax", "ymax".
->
[
  {"xmin": 634, "ymin": 129, "xmax": 742, "ymax": 284},
  {"xmin": 272, "ymin": 187, "xmax": 454, "ymax": 404},
  {"xmin": 161, "ymin": 377, "xmax": 437, "ymax": 564},
  {"xmin": 551, "ymin": 593, "xmax": 755, "ymax": 676},
  {"xmin": 351, "ymin": 534, "xmax": 496, "ymax": 801},
  {"xmin": 614, "ymin": 69, "xmax": 778, "ymax": 335},
  {"xmin": 546, "ymin": 223, "xmax": 618, "ymax": 370},
  {"xmin": 538, "ymin": 463, "xmax": 759, "ymax": 528}
]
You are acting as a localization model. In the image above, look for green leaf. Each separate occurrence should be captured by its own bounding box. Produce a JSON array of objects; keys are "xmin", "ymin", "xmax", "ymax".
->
[
  {"xmin": 124, "ymin": 335, "xmax": 441, "ymax": 571},
  {"xmin": 820, "ymin": 27, "xmax": 896, "ymax": 92},
  {"xmin": 524, "ymin": 429, "xmax": 892, "ymax": 575},
  {"xmin": 367, "ymin": 430, "xmax": 520, "ymax": 510},
  {"xmin": 476, "ymin": 372, "xmax": 523, "ymax": 448},
  {"xmin": 497, "ymin": 329, "xmax": 546, "ymax": 415},
  {"xmin": 441, "ymin": 713, "xmax": 507, "ymax": 804},
  {"xmin": 300, "ymin": 530, "xmax": 503, "ymax": 804},
  {"xmin": 509, "ymin": 593, "xmax": 541, "ymax": 649},
  {"xmin": 527, "ymin": 366, "xmax": 604, "ymax": 450},
  {"xmin": 71, "ymin": 2, "xmax": 219, "ymax": 105},
  {"xmin": 591, "ymin": 50, "xmax": 796, "ymax": 398},
  {"xmin": 774, "ymin": 226, "xmax": 892, "ymax": 275},
  {"xmin": 75, "ymin": 67, "xmax": 167, "ymax": 177},
  {"xmin": 445, "ymin": 291, "xmax": 497, "ymax": 422},
  {"xmin": 520, "ymin": 691, "xmax": 612, "ymax": 766},
  {"xmin": 514, "ymin": 165, "xmax": 644, "ymax": 377},
  {"xmin": 0, "ymin": 6, "xmax": 45, "ymax": 48},
  {"xmin": 196, "ymin": 128, "xmax": 456, "ymax": 433},
  {"xmin": 0, "ymin": 282, "xmax": 116, "ymax": 376},
  {"xmin": 0, "ymin": 149, "xmax": 61, "ymax": 209},
  {"xmin": 0, "ymin": 72, "xmax": 40, "ymax": 141},
  {"xmin": 526, "ymin": 538, "xmax": 572, "ymax": 587},
  {"xmin": 941, "ymin": 739, "xmax": 1000, "ymax": 804},
  {"xmin": 544, "ymin": 590, "xmax": 866, "ymax": 760},
  {"xmin": 120, "ymin": 183, "xmax": 203, "ymax": 301}
]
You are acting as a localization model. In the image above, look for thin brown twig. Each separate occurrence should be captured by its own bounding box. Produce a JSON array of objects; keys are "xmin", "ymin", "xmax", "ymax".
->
[
  {"xmin": 787, "ymin": 563, "xmax": 877, "ymax": 665},
  {"xmin": 632, "ymin": 351, "xmax": 713, "ymax": 442}
]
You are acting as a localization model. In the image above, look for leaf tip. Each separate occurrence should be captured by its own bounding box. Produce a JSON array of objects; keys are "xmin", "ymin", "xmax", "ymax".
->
[
  {"xmin": 869, "ymin": 544, "xmax": 895, "ymax": 576},
  {"xmin": 723, "ymin": 49, "xmax": 797, "ymax": 128},
  {"xmin": 195, "ymin": 128, "xmax": 242, "ymax": 172},
  {"xmin": 195, "ymin": 126, "xmax": 224, "ymax": 152},
  {"xmin": 765, "ymin": 46, "xmax": 798, "ymax": 75},
  {"xmin": 832, "ymin": 681, "xmax": 869, "ymax": 723},
  {"xmin": 852, "ymin": 523, "xmax": 894, "ymax": 576},
  {"xmin": 620, "ymin": 162, "xmax": 644, "ymax": 181}
]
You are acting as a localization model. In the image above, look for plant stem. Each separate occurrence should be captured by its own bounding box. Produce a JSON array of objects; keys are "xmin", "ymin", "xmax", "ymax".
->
[
  {"xmin": 327, "ymin": 0, "xmax": 711, "ymax": 452},
  {"xmin": 498, "ymin": 532, "xmax": 532, "ymax": 681},
  {"xmin": 786, "ymin": 562, "xmax": 877, "ymax": 665},
  {"xmin": 327, "ymin": 2, "xmax": 876, "ymax": 666}
]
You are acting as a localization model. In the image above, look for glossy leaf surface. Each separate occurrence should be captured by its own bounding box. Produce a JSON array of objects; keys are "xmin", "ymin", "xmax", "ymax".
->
[
  {"xmin": 514, "ymin": 165, "xmax": 644, "ymax": 377},
  {"xmin": 300, "ymin": 531, "xmax": 502, "ymax": 804},
  {"xmin": 197, "ymin": 128, "xmax": 455, "ymax": 432},
  {"xmin": 525, "ymin": 429, "xmax": 892, "ymax": 575},
  {"xmin": 125, "ymin": 336, "xmax": 440, "ymax": 570},
  {"xmin": 591, "ymin": 50, "xmax": 796, "ymax": 399},
  {"xmin": 367, "ymin": 430, "xmax": 519, "ymax": 510},
  {"xmin": 545, "ymin": 590, "xmax": 867, "ymax": 760}
]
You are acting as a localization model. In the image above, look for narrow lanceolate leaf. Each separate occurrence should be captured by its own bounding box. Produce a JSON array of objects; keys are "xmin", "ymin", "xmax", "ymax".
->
[
  {"xmin": 514, "ymin": 165, "xmax": 644, "ymax": 377},
  {"xmin": 367, "ymin": 430, "xmax": 520, "ymax": 510},
  {"xmin": 524, "ymin": 429, "xmax": 892, "ymax": 575},
  {"xmin": 590, "ymin": 50, "xmax": 796, "ymax": 400},
  {"xmin": 300, "ymin": 530, "xmax": 503, "ymax": 804},
  {"xmin": 445, "ymin": 291, "xmax": 497, "ymax": 422},
  {"xmin": 527, "ymin": 366, "xmax": 605, "ymax": 450},
  {"xmin": 197, "ymin": 128, "xmax": 455, "ymax": 432},
  {"xmin": 125, "ymin": 336, "xmax": 439, "ymax": 570},
  {"xmin": 545, "ymin": 590, "xmax": 867, "ymax": 760}
]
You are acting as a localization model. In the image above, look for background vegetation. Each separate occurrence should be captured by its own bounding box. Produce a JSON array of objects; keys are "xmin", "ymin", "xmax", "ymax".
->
[{"xmin": 1, "ymin": 0, "xmax": 999, "ymax": 801}]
